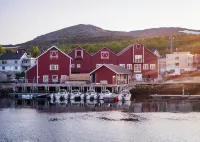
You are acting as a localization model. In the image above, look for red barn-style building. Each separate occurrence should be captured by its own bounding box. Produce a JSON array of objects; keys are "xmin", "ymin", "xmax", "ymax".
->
[
  {"xmin": 90, "ymin": 64, "xmax": 131, "ymax": 85},
  {"xmin": 26, "ymin": 46, "xmax": 72, "ymax": 84},
  {"xmin": 91, "ymin": 47, "xmax": 118, "ymax": 70},
  {"xmin": 117, "ymin": 43, "xmax": 158, "ymax": 81},
  {"xmin": 68, "ymin": 47, "xmax": 92, "ymax": 73}
]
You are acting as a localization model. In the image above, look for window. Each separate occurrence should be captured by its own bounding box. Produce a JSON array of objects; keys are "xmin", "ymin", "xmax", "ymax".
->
[
  {"xmin": 2, "ymin": 66, "xmax": 5, "ymax": 70},
  {"xmin": 15, "ymin": 60, "xmax": 18, "ymax": 64},
  {"xmin": 50, "ymin": 64, "xmax": 59, "ymax": 70},
  {"xmin": 143, "ymin": 64, "xmax": 148, "ymax": 70},
  {"xmin": 2, "ymin": 60, "xmax": 7, "ymax": 64},
  {"xmin": 77, "ymin": 64, "xmax": 81, "ymax": 68},
  {"xmin": 175, "ymin": 63, "xmax": 179, "ymax": 67},
  {"xmin": 175, "ymin": 57, "xmax": 179, "ymax": 60},
  {"xmin": 75, "ymin": 50, "xmax": 83, "ymax": 59},
  {"xmin": 101, "ymin": 51, "xmax": 109, "ymax": 59},
  {"xmin": 43, "ymin": 75, "xmax": 48, "ymax": 82},
  {"xmin": 127, "ymin": 64, "xmax": 132, "ymax": 70},
  {"xmin": 96, "ymin": 64, "xmax": 102, "ymax": 68},
  {"xmin": 124, "ymin": 75, "xmax": 127, "ymax": 79},
  {"xmin": 134, "ymin": 64, "xmax": 141, "ymax": 72},
  {"xmin": 52, "ymin": 75, "xmax": 58, "ymax": 82},
  {"xmin": 135, "ymin": 55, "xmax": 142, "ymax": 63},
  {"xmin": 119, "ymin": 64, "xmax": 125, "ymax": 68},
  {"xmin": 150, "ymin": 64, "xmax": 156, "ymax": 70},
  {"xmin": 15, "ymin": 66, "xmax": 18, "ymax": 70},
  {"xmin": 50, "ymin": 50, "xmax": 58, "ymax": 59},
  {"xmin": 71, "ymin": 64, "xmax": 75, "ymax": 68}
]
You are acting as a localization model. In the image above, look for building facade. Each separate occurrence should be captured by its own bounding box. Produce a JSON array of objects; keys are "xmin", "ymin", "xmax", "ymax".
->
[
  {"xmin": 0, "ymin": 52, "xmax": 36, "ymax": 73},
  {"xmin": 26, "ymin": 46, "xmax": 72, "ymax": 84},
  {"xmin": 68, "ymin": 47, "xmax": 92, "ymax": 73},
  {"xmin": 159, "ymin": 57, "xmax": 166, "ymax": 75},
  {"xmin": 90, "ymin": 64, "xmax": 131, "ymax": 85},
  {"xmin": 117, "ymin": 43, "xmax": 158, "ymax": 81},
  {"xmin": 91, "ymin": 47, "xmax": 118, "ymax": 70},
  {"xmin": 166, "ymin": 52, "xmax": 195, "ymax": 75}
]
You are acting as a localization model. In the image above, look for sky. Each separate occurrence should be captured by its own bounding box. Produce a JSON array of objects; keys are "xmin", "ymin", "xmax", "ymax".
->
[{"xmin": 0, "ymin": 0, "xmax": 200, "ymax": 45}]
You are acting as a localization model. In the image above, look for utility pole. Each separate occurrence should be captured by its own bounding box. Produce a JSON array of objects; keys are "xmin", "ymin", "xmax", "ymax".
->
[{"xmin": 169, "ymin": 35, "xmax": 174, "ymax": 54}]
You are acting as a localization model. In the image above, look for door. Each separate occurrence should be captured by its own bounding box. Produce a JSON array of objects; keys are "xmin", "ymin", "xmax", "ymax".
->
[
  {"xmin": 135, "ymin": 74, "xmax": 142, "ymax": 81},
  {"xmin": 60, "ymin": 75, "xmax": 68, "ymax": 83}
]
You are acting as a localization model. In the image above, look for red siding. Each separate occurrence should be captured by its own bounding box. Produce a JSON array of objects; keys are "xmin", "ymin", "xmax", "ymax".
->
[
  {"xmin": 118, "ymin": 43, "xmax": 158, "ymax": 79},
  {"xmin": 94, "ymin": 66, "xmax": 116, "ymax": 84},
  {"xmin": 91, "ymin": 48, "xmax": 118, "ymax": 70},
  {"xmin": 38, "ymin": 47, "xmax": 70, "ymax": 83},
  {"xmin": 68, "ymin": 47, "xmax": 92, "ymax": 73},
  {"xmin": 26, "ymin": 65, "xmax": 37, "ymax": 83}
]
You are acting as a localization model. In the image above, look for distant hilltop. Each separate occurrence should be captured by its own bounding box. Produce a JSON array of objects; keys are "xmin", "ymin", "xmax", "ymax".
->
[{"xmin": 4, "ymin": 24, "xmax": 200, "ymax": 48}]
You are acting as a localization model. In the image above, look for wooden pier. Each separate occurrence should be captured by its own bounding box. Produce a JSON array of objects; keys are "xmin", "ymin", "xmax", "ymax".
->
[{"xmin": 12, "ymin": 83, "xmax": 132, "ymax": 93}]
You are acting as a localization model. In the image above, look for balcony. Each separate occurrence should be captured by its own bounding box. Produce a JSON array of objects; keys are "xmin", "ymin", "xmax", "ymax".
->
[{"xmin": 22, "ymin": 62, "xmax": 31, "ymax": 66}]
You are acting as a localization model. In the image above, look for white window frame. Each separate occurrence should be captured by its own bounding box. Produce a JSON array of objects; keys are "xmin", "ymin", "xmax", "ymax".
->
[
  {"xmin": 50, "ymin": 64, "xmax": 59, "ymax": 70},
  {"xmin": 71, "ymin": 64, "xmax": 75, "ymax": 68},
  {"xmin": 75, "ymin": 50, "xmax": 83, "ymax": 58},
  {"xmin": 150, "ymin": 64, "xmax": 156, "ymax": 70},
  {"xmin": 15, "ymin": 66, "xmax": 18, "ymax": 70},
  {"xmin": 101, "ymin": 51, "xmax": 109, "ymax": 59},
  {"xmin": 143, "ymin": 64, "xmax": 148, "ymax": 70},
  {"xmin": 52, "ymin": 75, "xmax": 58, "ymax": 82},
  {"xmin": 127, "ymin": 64, "xmax": 132, "ymax": 70},
  {"xmin": 43, "ymin": 75, "xmax": 49, "ymax": 83},
  {"xmin": 135, "ymin": 55, "xmax": 142, "ymax": 63},
  {"xmin": 50, "ymin": 50, "xmax": 58, "ymax": 59},
  {"xmin": 134, "ymin": 64, "xmax": 141, "ymax": 73},
  {"xmin": 119, "ymin": 64, "xmax": 125, "ymax": 68},
  {"xmin": 77, "ymin": 64, "xmax": 81, "ymax": 68}
]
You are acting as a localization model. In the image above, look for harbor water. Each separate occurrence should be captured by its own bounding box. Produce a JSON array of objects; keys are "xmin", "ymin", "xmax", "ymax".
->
[{"xmin": 1, "ymin": 98, "xmax": 200, "ymax": 142}]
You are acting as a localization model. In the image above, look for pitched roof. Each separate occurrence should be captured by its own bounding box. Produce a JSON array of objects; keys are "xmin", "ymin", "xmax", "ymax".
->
[
  {"xmin": 36, "ymin": 45, "xmax": 72, "ymax": 60},
  {"xmin": 0, "ymin": 52, "xmax": 25, "ymax": 60},
  {"xmin": 90, "ymin": 64, "xmax": 131, "ymax": 75}
]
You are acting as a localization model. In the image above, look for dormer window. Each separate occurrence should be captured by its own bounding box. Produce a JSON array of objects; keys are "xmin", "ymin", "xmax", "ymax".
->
[{"xmin": 75, "ymin": 50, "xmax": 83, "ymax": 59}]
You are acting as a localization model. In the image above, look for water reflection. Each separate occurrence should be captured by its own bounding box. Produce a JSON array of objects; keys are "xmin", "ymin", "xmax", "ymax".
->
[{"xmin": 1, "ymin": 98, "xmax": 200, "ymax": 113}]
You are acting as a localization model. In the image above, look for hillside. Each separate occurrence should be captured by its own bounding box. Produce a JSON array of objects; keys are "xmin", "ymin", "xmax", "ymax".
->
[
  {"xmin": 58, "ymin": 34, "xmax": 200, "ymax": 56},
  {"xmin": 14, "ymin": 24, "xmax": 200, "ymax": 49}
]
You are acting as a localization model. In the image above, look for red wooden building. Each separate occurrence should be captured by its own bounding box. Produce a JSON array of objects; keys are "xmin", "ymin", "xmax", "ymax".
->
[
  {"xmin": 89, "ymin": 64, "xmax": 131, "ymax": 85},
  {"xmin": 91, "ymin": 47, "xmax": 118, "ymax": 70},
  {"xmin": 68, "ymin": 47, "xmax": 92, "ymax": 73},
  {"xmin": 117, "ymin": 42, "xmax": 158, "ymax": 81},
  {"xmin": 26, "ymin": 46, "xmax": 72, "ymax": 84}
]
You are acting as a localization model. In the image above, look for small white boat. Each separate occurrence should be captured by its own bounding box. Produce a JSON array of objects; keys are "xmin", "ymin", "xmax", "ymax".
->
[
  {"xmin": 70, "ymin": 90, "xmax": 82, "ymax": 100},
  {"xmin": 85, "ymin": 90, "xmax": 98, "ymax": 100},
  {"xmin": 99, "ymin": 90, "xmax": 113, "ymax": 100},
  {"xmin": 118, "ymin": 90, "xmax": 131, "ymax": 101},
  {"xmin": 49, "ymin": 89, "xmax": 69, "ymax": 103},
  {"xmin": 22, "ymin": 94, "xmax": 33, "ymax": 99}
]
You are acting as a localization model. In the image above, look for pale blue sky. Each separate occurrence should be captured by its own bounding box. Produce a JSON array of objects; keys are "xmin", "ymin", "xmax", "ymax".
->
[{"xmin": 0, "ymin": 0, "xmax": 200, "ymax": 45}]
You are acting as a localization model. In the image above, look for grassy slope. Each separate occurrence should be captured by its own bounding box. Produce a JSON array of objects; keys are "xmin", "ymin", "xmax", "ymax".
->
[{"xmin": 58, "ymin": 34, "xmax": 200, "ymax": 56}]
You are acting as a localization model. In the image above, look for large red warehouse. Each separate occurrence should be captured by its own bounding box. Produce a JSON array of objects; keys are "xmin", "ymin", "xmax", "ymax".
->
[
  {"xmin": 91, "ymin": 47, "xmax": 118, "ymax": 70},
  {"xmin": 68, "ymin": 47, "xmax": 92, "ymax": 73},
  {"xmin": 26, "ymin": 46, "xmax": 72, "ymax": 84},
  {"xmin": 118, "ymin": 42, "xmax": 158, "ymax": 81}
]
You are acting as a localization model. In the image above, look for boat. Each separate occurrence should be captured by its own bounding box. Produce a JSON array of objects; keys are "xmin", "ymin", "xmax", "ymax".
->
[
  {"xmin": 70, "ymin": 90, "xmax": 82, "ymax": 101},
  {"xmin": 49, "ymin": 89, "xmax": 69, "ymax": 103},
  {"xmin": 85, "ymin": 89, "xmax": 98, "ymax": 101},
  {"xmin": 118, "ymin": 90, "xmax": 131, "ymax": 101},
  {"xmin": 98, "ymin": 90, "xmax": 113, "ymax": 100}
]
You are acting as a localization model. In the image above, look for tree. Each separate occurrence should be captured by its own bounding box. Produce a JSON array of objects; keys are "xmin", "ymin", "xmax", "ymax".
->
[
  {"xmin": 0, "ymin": 45, "xmax": 5, "ymax": 55},
  {"xmin": 31, "ymin": 46, "xmax": 40, "ymax": 57},
  {"xmin": 5, "ymin": 48, "xmax": 15, "ymax": 53}
]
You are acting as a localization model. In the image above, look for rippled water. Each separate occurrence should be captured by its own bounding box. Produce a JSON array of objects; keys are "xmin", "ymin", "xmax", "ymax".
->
[{"xmin": 1, "ymin": 99, "xmax": 200, "ymax": 142}]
